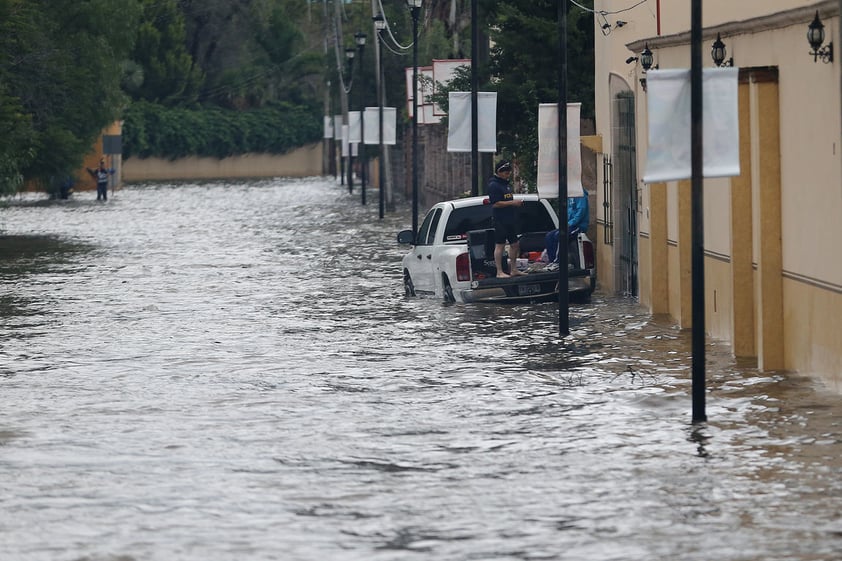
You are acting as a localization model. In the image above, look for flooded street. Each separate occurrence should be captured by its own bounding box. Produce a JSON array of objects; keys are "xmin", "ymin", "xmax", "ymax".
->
[{"xmin": 1, "ymin": 177, "xmax": 840, "ymax": 561}]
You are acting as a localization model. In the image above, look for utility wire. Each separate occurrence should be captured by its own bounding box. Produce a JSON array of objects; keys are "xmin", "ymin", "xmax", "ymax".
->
[{"xmin": 568, "ymin": 0, "xmax": 649, "ymax": 16}]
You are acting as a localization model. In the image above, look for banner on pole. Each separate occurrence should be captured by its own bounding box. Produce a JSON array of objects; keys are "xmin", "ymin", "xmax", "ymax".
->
[
  {"xmin": 348, "ymin": 111, "xmax": 361, "ymax": 144},
  {"xmin": 323, "ymin": 116, "xmax": 333, "ymax": 139},
  {"xmin": 446, "ymin": 92, "xmax": 497, "ymax": 153},
  {"xmin": 363, "ymin": 107, "xmax": 397, "ymax": 145},
  {"xmin": 643, "ymin": 67, "xmax": 740, "ymax": 183},
  {"xmin": 405, "ymin": 68, "xmax": 415, "ymax": 118},
  {"xmin": 536, "ymin": 102, "xmax": 584, "ymax": 199},
  {"xmin": 341, "ymin": 124, "xmax": 349, "ymax": 157},
  {"xmin": 333, "ymin": 115, "xmax": 343, "ymax": 140}
]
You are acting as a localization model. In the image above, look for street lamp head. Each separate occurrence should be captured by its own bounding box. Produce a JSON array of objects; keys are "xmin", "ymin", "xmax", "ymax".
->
[
  {"xmin": 807, "ymin": 11, "xmax": 825, "ymax": 51},
  {"xmin": 406, "ymin": 0, "xmax": 423, "ymax": 8},
  {"xmin": 708, "ymin": 33, "xmax": 734, "ymax": 67},
  {"xmin": 640, "ymin": 43, "xmax": 654, "ymax": 71},
  {"xmin": 807, "ymin": 11, "xmax": 833, "ymax": 63},
  {"xmin": 345, "ymin": 47, "xmax": 355, "ymax": 61},
  {"xmin": 373, "ymin": 12, "xmax": 386, "ymax": 31},
  {"xmin": 355, "ymin": 32, "xmax": 367, "ymax": 47}
]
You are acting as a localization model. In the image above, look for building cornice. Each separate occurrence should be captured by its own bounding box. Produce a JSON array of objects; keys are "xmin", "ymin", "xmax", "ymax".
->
[{"xmin": 627, "ymin": 0, "xmax": 839, "ymax": 52}]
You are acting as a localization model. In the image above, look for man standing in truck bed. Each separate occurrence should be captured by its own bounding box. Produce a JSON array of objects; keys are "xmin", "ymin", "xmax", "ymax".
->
[{"xmin": 487, "ymin": 160, "xmax": 525, "ymax": 278}]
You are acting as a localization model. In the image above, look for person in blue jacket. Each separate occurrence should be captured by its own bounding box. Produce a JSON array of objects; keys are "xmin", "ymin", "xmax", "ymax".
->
[
  {"xmin": 567, "ymin": 194, "xmax": 589, "ymax": 236},
  {"xmin": 545, "ymin": 194, "xmax": 589, "ymax": 263}
]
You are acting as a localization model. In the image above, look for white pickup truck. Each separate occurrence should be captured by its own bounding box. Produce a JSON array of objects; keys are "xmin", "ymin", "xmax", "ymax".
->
[{"xmin": 396, "ymin": 194, "xmax": 595, "ymax": 304}]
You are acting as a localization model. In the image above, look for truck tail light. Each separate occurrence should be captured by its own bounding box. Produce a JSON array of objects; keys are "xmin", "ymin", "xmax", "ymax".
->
[
  {"xmin": 456, "ymin": 252, "xmax": 471, "ymax": 281},
  {"xmin": 582, "ymin": 239, "xmax": 595, "ymax": 269}
]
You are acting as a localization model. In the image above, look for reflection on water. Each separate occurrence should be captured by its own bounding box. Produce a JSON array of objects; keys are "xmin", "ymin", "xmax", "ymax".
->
[{"xmin": 1, "ymin": 179, "xmax": 840, "ymax": 561}]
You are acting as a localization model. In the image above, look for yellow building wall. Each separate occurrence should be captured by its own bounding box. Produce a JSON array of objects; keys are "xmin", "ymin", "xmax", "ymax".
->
[
  {"xmin": 122, "ymin": 143, "xmax": 323, "ymax": 182},
  {"xmin": 638, "ymin": 234, "xmax": 652, "ymax": 308},
  {"xmin": 667, "ymin": 242, "xmax": 681, "ymax": 323},
  {"xmin": 784, "ymin": 279, "xmax": 842, "ymax": 392},
  {"xmin": 705, "ymin": 256, "xmax": 734, "ymax": 343},
  {"xmin": 79, "ymin": 121, "xmax": 123, "ymax": 191},
  {"xmin": 594, "ymin": 0, "xmax": 842, "ymax": 388}
]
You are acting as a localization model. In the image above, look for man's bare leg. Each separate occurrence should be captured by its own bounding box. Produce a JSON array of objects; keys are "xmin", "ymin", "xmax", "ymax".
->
[
  {"xmin": 509, "ymin": 242, "xmax": 525, "ymax": 275},
  {"xmin": 495, "ymin": 243, "xmax": 510, "ymax": 278}
]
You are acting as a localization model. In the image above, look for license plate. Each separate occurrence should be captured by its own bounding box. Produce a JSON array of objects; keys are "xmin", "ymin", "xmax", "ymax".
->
[{"xmin": 517, "ymin": 283, "xmax": 541, "ymax": 296}]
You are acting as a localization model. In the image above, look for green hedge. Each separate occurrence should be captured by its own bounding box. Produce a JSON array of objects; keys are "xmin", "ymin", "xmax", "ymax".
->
[{"xmin": 122, "ymin": 101, "xmax": 322, "ymax": 160}]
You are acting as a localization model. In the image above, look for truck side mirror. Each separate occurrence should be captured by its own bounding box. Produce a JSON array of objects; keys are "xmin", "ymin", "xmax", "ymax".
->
[{"xmin": 397, "ymin": 230, "xmax": 415, "ymax": 245}]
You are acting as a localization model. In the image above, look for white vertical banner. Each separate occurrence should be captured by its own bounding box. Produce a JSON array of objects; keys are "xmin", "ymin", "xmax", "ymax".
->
[
  {"xmin": 323, "ymin": 116, "xmax": 333, "ymax": 139},
  {"xmin": 405, "ymin": 68, "xmax": 415, "ymax": 118},
  {"xmin": 341, "ymin": 124, "xmax": 349, "ymax": 157},
  {"xmin": 643, "ymin": 67, "xmax": 740, "ymax": 182},
  {"xmin": 333, "ymin": 115, "xmax": 342, "ymax": 139},
  {"xmin": 363, "ymin": 107, "xmax": 398, "ymax": 145},
  {"xmin": 536, "ymin": 102, "xmax": 584, "ymax": 199},
  {"xmin": 348, "ymin": 111, "xmax": 361, "ymax": 144},
  {"xmin": 446, "ymin": 92, "xmax": 498, "ymax": 152},
  {"xmin": 416, "ymin": 75, "xmax": 426, "ymax": 124}
]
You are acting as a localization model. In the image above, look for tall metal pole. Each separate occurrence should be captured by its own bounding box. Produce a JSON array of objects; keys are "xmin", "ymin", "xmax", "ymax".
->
[
  {"xmin": 557, "ymin": 0, "xmax": 569, "ymax": 337},
  {"xmin": 374, "ymin": 15, "xmax": 386, "ymax": 219},
  {"xmin": 411, "ymin": 4, "xmax": 420, "ymax": 235},
  {"xmin": 356, "ymin": 33, "xmax": 367, "ymax": 206},
  {"xmin": 345, "ymin": 49, "xmax": 355, "ymax": 195},
  {"xmin": 690, "ymin": 0, "xmax": 707, "ymax": 423},
  {"xmin": 470, "ymin": 0, "xmax": 479, "ymax": 196}
]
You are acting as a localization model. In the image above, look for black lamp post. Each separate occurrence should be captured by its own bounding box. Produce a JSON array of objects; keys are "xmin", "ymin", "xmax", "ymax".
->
[
  {"xmin": 639, "ymin": 43, "xmax": 654, "ymax": 92},
  {"xmin": 407, "ymin": 0, "xmax": 422, "ymax": 236},
  {"xmin": 557, "ymin": 0, "xmax": 569, "ymax": 337},
  {"xmin": 355, "ymin": 31, "xmax": 367, "ymax": 205},
  {"xmin": 345, "ymin": 47, "xmax": 355, "ymax": 194},
  {"xmin": 373, "ymin": 13, "xmax": 386, "ymax": 219}
]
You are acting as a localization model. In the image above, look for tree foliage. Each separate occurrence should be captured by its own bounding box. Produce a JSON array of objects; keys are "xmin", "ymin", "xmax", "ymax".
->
[
  {"xmin": 0, "ymin": 0, "xmax": 141, "ymax": 192},
  {"xmin": 178, "ymin": 0, "xmax": 325, "ymax": 110},
  {"xmin": 421, "ymin": 1, "xmax": 594, "ymax": 188},
  {"xmin": 0, "ymin": 0, "xmax": 594, "ymax": 195},
  {"xmin": 129, "ymin": 0, "xmax": 204, "ymax": 105},
  {"xmin": 122, "ymin": 101, "xmax": 321, "ymax": 160},
  {"xmin": 482, "ymin": 0, "xmax": 594, "ymax": 187}
]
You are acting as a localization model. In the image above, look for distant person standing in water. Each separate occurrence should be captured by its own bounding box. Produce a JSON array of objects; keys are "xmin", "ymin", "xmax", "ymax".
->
[{"xmin": 86, "ymin": 158, "xmax": 113, "ymax": 201}]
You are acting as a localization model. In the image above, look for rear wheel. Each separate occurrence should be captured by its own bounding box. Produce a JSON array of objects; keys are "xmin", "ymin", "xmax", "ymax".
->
[
  {"xmin": 442, "ymin": 275, "xmax": 456, "ymax": 304},
  {"xmin": 404, "ymin": 271, "xmax": 416, "ymax": 297}
]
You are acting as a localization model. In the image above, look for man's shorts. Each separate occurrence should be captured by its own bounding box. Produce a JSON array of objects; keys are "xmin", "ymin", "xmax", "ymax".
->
[{"xmin": 494, "ymin": 222, "xmax": 518, "ymax": 244}]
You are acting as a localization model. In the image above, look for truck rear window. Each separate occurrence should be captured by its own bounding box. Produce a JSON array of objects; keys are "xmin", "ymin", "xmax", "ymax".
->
[{"xmin": 443, "ymin": 201, "xmax": 557, "ymax": 241}]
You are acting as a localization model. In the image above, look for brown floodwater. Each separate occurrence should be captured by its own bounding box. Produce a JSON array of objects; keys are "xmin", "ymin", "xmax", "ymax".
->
[{"xmin": 1, "ymin": 179, "xmax": 840, "ymax": 561}]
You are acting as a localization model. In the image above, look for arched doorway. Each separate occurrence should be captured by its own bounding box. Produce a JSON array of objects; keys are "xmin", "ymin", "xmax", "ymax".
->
[{"xmin": 609, "ymin": 76, "xmax": 639, "ymax": 298}]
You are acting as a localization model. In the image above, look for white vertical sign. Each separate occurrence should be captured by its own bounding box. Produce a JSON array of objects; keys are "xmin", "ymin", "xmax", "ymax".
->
[
  {"xmin": 348, "ymin": 111, "xmax": 361, "ymax": 144},
  {"xmin": 333, "ymin": 115, "xmax": 342, "ymax": 139},
  {"xmin": 446, "ymin": 92, "xmax": 498, "ymax": 153},
  {"xmin": 643, "ymin": 68, "xmax": 740, "ymax": 182},
  {"xmin": 364, "ymin": 107, "xmax": 398, "ymax": 145},
  {"xmin": 536, "ymin": 102, "xmax": 584, "ymax": 199}
]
